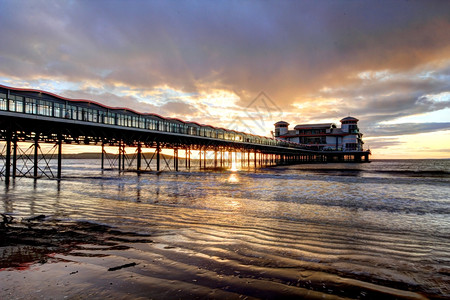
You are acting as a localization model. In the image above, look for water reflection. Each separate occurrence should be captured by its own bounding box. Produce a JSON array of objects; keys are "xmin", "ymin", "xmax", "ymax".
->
[
  {"xmin": 230, "ymin": 154, "xmax": 239, "ymax": 171},
  {"xmin": 135, "ymin": 175, "xmax": 141, "ymax": 202},
  {"xmin": 227, "ymin": 173, "xmax": 240, "ymax": 183},
  {"xmin": 0, "ymin": 160, "xmax": 449, "ymax": 299},
  {"xmin": 2, "ymin": 186, "xmax": 13, "ymax": 214}
]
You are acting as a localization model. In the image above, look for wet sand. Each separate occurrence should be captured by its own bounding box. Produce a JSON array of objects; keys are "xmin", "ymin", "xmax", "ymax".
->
[
  {"xmin": 1, "ymin": 216, "xmax": 441, "ymax": 299},
  {"xmin": 1, "ymin": 160, "xmax": 449, "ymax": 299}
]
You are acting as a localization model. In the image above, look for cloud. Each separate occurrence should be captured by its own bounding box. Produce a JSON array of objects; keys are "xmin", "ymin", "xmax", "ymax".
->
[
  {"xmin": 362, "ymin": 138, "xmax": 403, "ymax": 149},
  {"xmin": 1, "ymin": 1, "xmax": 449, "ymax": 100},
  {"xmin": 61, "ymin": 89, "xmax": 159, "ymax": 114},
  {"xmin": 365, "ymin": 122, "xmax": 450, "ymax": 137},
  {"xmin": 300, "ymin": 63, "xmax": 450, "ymax": 129},
  {"xmin": 159, "ymin": 101, "xmax": 196, "ymax": 117},
  {"xmin": 0, "ymin": 0, "xmax": 450, "ymax": 151}
]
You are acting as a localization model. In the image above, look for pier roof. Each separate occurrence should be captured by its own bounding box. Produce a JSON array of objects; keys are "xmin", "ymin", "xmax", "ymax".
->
[
  {"xmin": 340, "ymin": 116, "xmax": 359, "ymax": 122},
  {"xmin": 294, "ymin": 123, "xmax": 334, "ymax": 130},
  {"xmin": 274, "ymin": 121, "xmax": 289, "ymax": 126}
]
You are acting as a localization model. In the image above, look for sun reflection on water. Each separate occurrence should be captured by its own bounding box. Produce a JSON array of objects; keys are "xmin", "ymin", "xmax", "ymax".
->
[
  {"xmin": 227, "ymin": 173, "xmax": 240, "ymax": 183},
  {"xmin": 230, "ymin": 158, "xmax": 239, "ymax": 171}
]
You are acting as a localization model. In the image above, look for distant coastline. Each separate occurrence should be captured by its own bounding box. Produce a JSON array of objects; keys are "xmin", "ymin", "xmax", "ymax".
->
[
  {"xmin": 62, "ymin": 154, "xmax": 449, "ymax": 160},
  {"xmin": 41, "ymin": 152, "xmax": 176, "ymax": 159}
]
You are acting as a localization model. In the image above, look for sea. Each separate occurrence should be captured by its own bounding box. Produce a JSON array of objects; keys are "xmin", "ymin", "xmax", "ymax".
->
[{"xmin": 1, "ymin": 159, "xmax": 449, "ymax": 299}]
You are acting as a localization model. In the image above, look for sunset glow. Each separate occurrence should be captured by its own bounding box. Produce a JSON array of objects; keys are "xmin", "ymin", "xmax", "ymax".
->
[{"xmin": 0, "ymin": 1, "xmax": 449, "ymax": 159}]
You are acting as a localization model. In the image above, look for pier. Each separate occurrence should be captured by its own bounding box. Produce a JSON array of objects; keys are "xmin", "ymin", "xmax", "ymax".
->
[{"xmin": 0, "ymin": 85, "xmax": 370, "ymax": 183}]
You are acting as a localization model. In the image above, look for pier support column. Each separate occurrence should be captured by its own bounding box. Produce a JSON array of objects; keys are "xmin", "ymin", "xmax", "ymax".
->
[
  {"xmin": 118, "ymin": 141, "xmax": 122, "ymax": 171},
  {"xmin": 121, "ymin": 143, "xmax": 126, "ymax": 170},
  {"xmin": 188, "ymin": 147, "xmax": 191, "ymax": 170},
  {"xmin": 203, "ymin": 149, "xmax": 207, "ymax": 169},
  {"xmin": 12, "ymin": 134, "xmax": 17, "ymax": 178},
  {"xmin": 241, "ymin": 151, "xmax": 244, "ymax": 167},
  {"xmin": 137, "ymin": 143, "xmax": 142, "ymax": 171},
  {"xmin": 156, "ymin": 143, "xmax": 161, "ymax": 172},
  {"xmin": 34, "ymin": 133, "xmax": 39, "ymax": 178},
  {"xmin": 5, "ymin": 129, "xmax": 11, "ymax": 184},
  {"xmin": 174, "ymin": 148, "xmax": 178, "ymax": 172},
  {"xmin": 101, "ymin": 142, "xmax": 105, "ymax": 170},
  {"xmin": 214, "ymin": 148, "xmax": 218, "ymax": 169},
  {"xmin": 57, "ymin": 134, "xmax": 62, "ymax": 179}
]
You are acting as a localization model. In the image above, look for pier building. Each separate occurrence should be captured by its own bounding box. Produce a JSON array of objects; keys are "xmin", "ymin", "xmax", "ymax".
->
[
  {"xmin": 0, "ymin": 85, "xmax": 370, "ymax": 184},
  {"xmin": 274, "ymin": 116, "xmax": 364, "ymax": 151}
]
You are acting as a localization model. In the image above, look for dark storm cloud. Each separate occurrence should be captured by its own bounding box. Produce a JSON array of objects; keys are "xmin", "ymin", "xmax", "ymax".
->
[{"xmin": 0, "ymin": 0, "xmax": 449, "ymax": 137}]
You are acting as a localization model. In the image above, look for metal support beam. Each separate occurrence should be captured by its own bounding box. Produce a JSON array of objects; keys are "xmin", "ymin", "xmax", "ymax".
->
[
  {"xmin": 240, "ymin": 151, "xmax": 243, "ymax": 167},
  {"xmin": 214, "ymin": 148, "xmax": 217, "ymax": 168},
  {"xmin": 121, "ymin": 143, "xmax": 125, "ymax": 170},
  {"xmin": 174, "ymin": 148, "xmax": 178, "ymax": 172},
  {"xmin": 137, "ymin": 143, "xmax": 142, "ymax": 171},
  {"xmin": 34, "ymin": 133, "xmax": 39, "ymax": 178},
  {"xmin": 12, "ymin": 134, "xmax": 17, "ymax": 178},
  {"xmin": 188, "ymin": 148, "xmax": 191, "ymax": 170},
  {"xmin": 101, "ymin": 142, "xmax": 105, "ymax": 170},
  {"xmin": 5, "ymin": 129, "xmax": 11, "ymax": 184},
  {"xmin": 118, "ymin": 141, "xmax": 122, "ymax": 171},
  {"xmin": 156, "ymin": 142, "xmax": 161, "ymax": 172},
  {"xmin": 57, "ymin": 134, "xmax": 62, "ymax": 179},
  {"xmin": 203, "ymin": 149, "xmax": 206, "ymax": 169}
]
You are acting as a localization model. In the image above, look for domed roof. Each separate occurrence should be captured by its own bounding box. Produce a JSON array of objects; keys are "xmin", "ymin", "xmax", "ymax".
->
[
  {"xmin": 274, "ymin": 121, "xmax": 290, "ymax": 126},
  {"xmin": 340, "ymin": 116, "xmax": 359, "ymax": 122}
]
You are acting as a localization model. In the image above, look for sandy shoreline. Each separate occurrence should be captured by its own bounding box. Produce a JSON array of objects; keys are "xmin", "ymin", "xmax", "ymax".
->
[{"xmin": 1, "ymin": 215, "xmax": 439, "ymax": 299}]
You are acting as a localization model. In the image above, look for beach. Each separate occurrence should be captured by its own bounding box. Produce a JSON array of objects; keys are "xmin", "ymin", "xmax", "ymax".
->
[{"xmin": 1, "ymin": 159, "xmax": 449, "ymax": 299}]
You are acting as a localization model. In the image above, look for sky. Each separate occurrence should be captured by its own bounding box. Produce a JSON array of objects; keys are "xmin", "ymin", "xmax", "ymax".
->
[{"xmin": 0, "ymin": 0, "xmax": 449, "ymax": 159}]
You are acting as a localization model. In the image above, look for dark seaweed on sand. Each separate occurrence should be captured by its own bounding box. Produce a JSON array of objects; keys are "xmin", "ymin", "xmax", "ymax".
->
[{"xmin": 0, "ymin": 215, "xmax": 152, "ymax": 269}]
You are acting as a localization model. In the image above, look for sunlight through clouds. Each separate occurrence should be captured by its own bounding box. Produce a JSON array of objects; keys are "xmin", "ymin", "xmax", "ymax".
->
[{"xmin": 0, "ymin": 0, "xmax": 449, "ymax": 158}]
